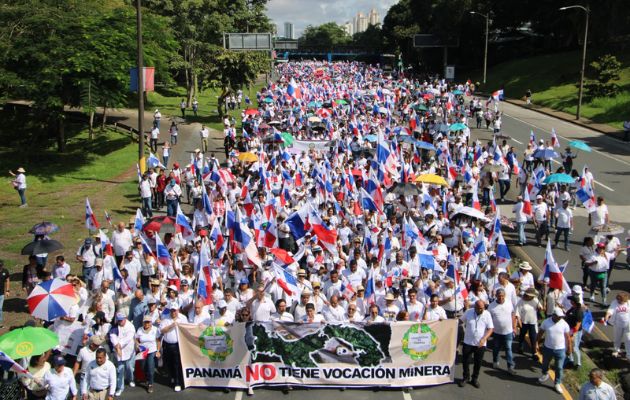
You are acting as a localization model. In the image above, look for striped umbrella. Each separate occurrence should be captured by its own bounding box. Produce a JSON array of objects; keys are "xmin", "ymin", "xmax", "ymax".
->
[{"xmin": 27, "ymin": 278, "xmax": 77, "ymax": 321}]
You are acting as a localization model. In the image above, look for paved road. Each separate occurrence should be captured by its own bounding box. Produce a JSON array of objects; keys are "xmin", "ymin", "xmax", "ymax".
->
[
  {"xmin": 121, "ymin": 347, "xmax": 566, "ymax": 400},
  {"xmin": 477, "ymin": 101, "xmax": 630, "ymax": 348}
]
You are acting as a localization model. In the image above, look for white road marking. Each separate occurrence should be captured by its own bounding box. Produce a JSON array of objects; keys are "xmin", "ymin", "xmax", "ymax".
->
[
  {"xmin": 503, "ymin": 112, "xmax": 630, "ymax": 168},
  {"xmin": 512, "ymin": 138, "xmax": 523, "ymax": 145},
  {"xmin": 402, "ymin": 389, "xmax": 413, "ymax": 400},
  {"xmin": 235, "ymin": 389, "xmax": 243, "ymax": 400},
  {"xmin": 549, "ymin": 159, "xmax": 615, "ymax": 191}
]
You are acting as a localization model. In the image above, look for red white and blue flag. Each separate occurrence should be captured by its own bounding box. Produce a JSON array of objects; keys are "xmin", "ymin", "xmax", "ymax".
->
[
  {"xmin": 542, "ymin": 240, "xmax": 564, "ymax": 290},
  {"xmin": 85, "ymin": 198, "xmax": 100, "ymax": 231}
]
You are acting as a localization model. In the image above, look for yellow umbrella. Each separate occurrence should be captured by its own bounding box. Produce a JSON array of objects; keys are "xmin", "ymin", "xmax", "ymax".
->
[
  {"xmin": 237, "ymin": 152, "xmax": 258, "ymax": 163},
  {"xmin": 415, "ymin": 174, "xmax": 448, "ymax": 186}
]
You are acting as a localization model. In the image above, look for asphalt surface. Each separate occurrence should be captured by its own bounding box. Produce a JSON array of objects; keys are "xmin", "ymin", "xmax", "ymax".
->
[
  {"xmin": 117, "ymin": 104, "xmax": 602, "ymax": 399},
  {"xmin": 484, "ymin": 101, "xmax": 630, "ymax": 348}
]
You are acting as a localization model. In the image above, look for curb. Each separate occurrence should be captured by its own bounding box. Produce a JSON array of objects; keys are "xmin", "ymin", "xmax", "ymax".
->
[{"xmin": 501, "ymin": 98, "xmax": 628, "ymax": 142}]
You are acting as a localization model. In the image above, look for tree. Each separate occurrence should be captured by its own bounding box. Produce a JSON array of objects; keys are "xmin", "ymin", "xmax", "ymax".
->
[
  {"xmin": 198, "ymin": 47, "xmax": 269, "ymax": 118},
  {"xmin": 352, "ymin": 24, "xmax": 384, "ymax": 52},
  {"xmin": 144, "ymin": 0, "xmax": 273, "ymax": 106},
  {"xmin": 585, "ymin": 54, "xmax": 622, "ymax": 99},
  {"xmin": 0, "ymin": 0, "xmax": 177, "ymax": 150},
  {"xmin": 298, "ymin": 22, "xmax": 351, "ymax": 49}
]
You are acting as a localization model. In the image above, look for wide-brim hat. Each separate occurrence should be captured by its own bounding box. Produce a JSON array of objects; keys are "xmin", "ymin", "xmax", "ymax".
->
[
  {"xmin": 519, "ymin": 262, "xmax": 532, "ymax": 271},
  {"xmin": 16, "ymin": 167, "xmax": 25, "ymax": 173}
]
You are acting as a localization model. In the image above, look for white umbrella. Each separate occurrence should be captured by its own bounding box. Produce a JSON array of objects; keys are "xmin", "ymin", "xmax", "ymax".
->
[{"xmin": 452, "ymin": 206, "xmax": 490, "ymax": 221}]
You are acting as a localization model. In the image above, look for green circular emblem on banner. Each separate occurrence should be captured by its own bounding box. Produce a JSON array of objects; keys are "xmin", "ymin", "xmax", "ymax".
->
[
  {"xmin": 198, "ymin": 326, "xmax": 234, "ymax": 361},
  {"xmin": 402, "ymin": 324, "xmax": 437, "ymax": 360}
]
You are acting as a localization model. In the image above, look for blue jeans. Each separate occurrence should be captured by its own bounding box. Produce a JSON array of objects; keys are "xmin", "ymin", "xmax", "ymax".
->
[
  {"xmin": 166, "ymin": 198, "xmax": 178, "ymax": 217},
  {"xmin": 162, "ymin": 155, "xmax": 169, "ymax": 168},
  {"xmin": 116, "ymin": 358, "xmax": 135, "ymax": 393},
  {"xmin": 492, "ymin": 332, "xmax": 514, "ymax": 368},
  {"xmin": 516, "ymin": 222, "xmax": 527, "ymax": 245},
  {"xmin": 0, "ymin": 294, "xmax": 4, "ymax": 324},
  {"xmin": 142, "ymin": 196, "xmax": 153, "ymax": 218},
  {"xmin": 142, "ymin": 352, "xmax": 156, "ymax": 385},
  {"xmin": 17, "ymin": 188, "xmax": 26, "ymax": 205},
  {"xmin": 554, "ymin": 228, "xmax": 570, "ymax": 249},
  {"xmin": 541, "ymin": 346, "xmax": 566, "ymax": 384},
  {"xmin": 568, "ymin": 331, "xmax": 583, "ymax": 366}
]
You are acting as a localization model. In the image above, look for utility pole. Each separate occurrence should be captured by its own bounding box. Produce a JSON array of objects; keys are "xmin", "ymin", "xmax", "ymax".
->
[
  {"xmin": 560, "ymin": 5, "xmax": 590, "ymax": 120},
  {"xmin": 136, "ymin": 0, "xmax": 145, "ymax": 171},
  {"xmin": 470, "ymin": 11, "xmax": 489, "ymax": 86}
]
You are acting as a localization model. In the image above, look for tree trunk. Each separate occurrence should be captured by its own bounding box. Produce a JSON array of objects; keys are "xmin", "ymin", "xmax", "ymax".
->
[
  {"xmin": 88, "ymin": 110, "xmax": 95, "ymax": 140},
  {"xmin": 57, "ymin": 115, "xmax": 66, "ymax": 152},
  {"xmin": 188, "ymin": 71, "xmax": 197, "ymax": 107},
  {"xmin": 217, "ymin": 87, "xmax": 229, "ymax": 119},
  {"xmin": 88, "ymin": 81, "xmax": 94, "ymax": 140},
  {"xmin": 101, "ymin": 104, "xmax": 107, "ymax": 131}
]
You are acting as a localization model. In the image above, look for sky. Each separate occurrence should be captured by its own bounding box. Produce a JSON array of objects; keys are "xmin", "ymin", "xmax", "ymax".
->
[{"xmin": 266, "ymin": 0, "xmax": 399, "ymax": 37}]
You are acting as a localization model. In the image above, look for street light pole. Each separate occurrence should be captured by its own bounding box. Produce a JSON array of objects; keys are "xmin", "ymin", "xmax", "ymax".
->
[
  {"xmin": 470, "ymin": 11, "xmax": 489, "ymax": 86},
  {"xmin": 560, "ymin": 5, "xmax": 590, "ymax": 120},
  {"xmin": 136, "ymin": 0, "xmax": 145, "ymax": 170}
]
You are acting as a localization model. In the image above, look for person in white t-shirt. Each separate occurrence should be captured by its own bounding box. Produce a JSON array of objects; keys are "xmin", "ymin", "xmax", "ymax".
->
[
  {"xmin": 458, "ymin": 300, "xmax": 494, "ymax": 389},
  {"xmin": 488, "ymin": 289, "xmax": 516, "ymax": 374},
  {"xmin": 604, "ymin": 292, "xmax": 630, "ymax": 358},
  {"xmin": 537, "ymin": 308, "xmax": 572, "ymax": 394},
  {"xmin": 554, "ymin": 200, "xmax": 573, "ymax": 250},
  {"xmin": 588, "ymin": 196, "xmax": 609, "ymax": 229},
  {"xmin": 533, "ymin": 195, "xmax": 550, "ymax": 246},
  {"xmin": 423, "ymin": 294, "xmax": 447, "ymax": 321},
  {"xmin": 516, "ymin": 287, "xmax": 542, "ymax": 360}
]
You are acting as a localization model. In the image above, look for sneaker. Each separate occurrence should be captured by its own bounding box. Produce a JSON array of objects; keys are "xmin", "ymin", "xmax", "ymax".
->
[
  {"xmin": 590, "ymin": 295, "xmax": 595, "ymax": 302},
  {"xmin": 19, "ymin": 204, "xmax": 27, "ymax": 208},
  {"xmin": 458, "ymin": 379, "xmax": 467, "ymax": 387},
  {"xmin": 129, "ymin": 382, "xmax": 135, "ymax": 388},
  {"xmin": 247, "ymin": 387, "xmax": 254, "ymax": 396},
  {"xmin": 115, "ymin": 391, "xmax": 122, "ymax": 397},
  {"xmin": 508, "ymin": 367, "xmax": 516, "ymax": 375},
  {"xmin": 147, "ymin": 385, "xmax": 153, "ymax": 394},
  {"xmin": 538, "ymin": 374, "xmax": 549, "ymax": 383},
  {"xmin": 493, "ymin": 362, "xmax": 500, "ymax": 369},
  {"xmin": 554, "ymin": 384, "xmax": 563, "ymax": 394},
  {"xmin": 606, "ymin": 287, "xmax": 611, "ymax": 294},
  {"xmin": 612, "ymin": 351, "xmax": 619, "ymax": 357},
  {"xmin": 471, "ymin": 380, "xmax": 480, "ymax": 388},
  {"xmin": 174, "ymin": 386, "xmax": 181, "ymax": 392}
]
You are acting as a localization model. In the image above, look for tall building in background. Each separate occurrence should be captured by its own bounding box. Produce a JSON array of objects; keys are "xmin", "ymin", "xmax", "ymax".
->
[
  {"xmin": 355, "ymin": 12, "xmax": 368, "ymax": 33},
  {"xmin": 284, "ymin": 22, "xmax": 295, "ymax": 39},
  {"xmin": 352, "ymin": 8, "xmax": 380, "ymax": 34},
  {"xmin": 343, "ymin": 21, "xmax": 354, "ymax": 36},
  {"xmin": 368, "ymin": 8, "xmax": 379, "ymax": 26}
]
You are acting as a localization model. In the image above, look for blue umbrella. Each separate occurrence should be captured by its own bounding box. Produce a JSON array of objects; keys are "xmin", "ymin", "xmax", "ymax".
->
[
  {"xmin": 569, "ymin": 140, "xmax": 592, "ymax": 152},
  {"xmin": 533, "ymin": 149, "xmax": 559, "ymax": 159},
  {"xmin": 449, "ymin": 123, "xmax": 467, "ymax": 131},
  {"xmin": 263, "ymin": 97, "xmax": 274, "ymax": 103},
  {"xmin": 543, "ymin": 173, "xmax": 575, "ymax": 185},
  {"xmin": 396, "ymin": 135, "xmax": 416, "ymax": 144},
  {"xmin": 365, "ymin": 134, "xmax": 378, "ymax": 143},
  {"xmin": 415, "ymin": 141, "xmax": 436, "ymax": 151},
  {"xmin": 452, "ymin": 89, "xmax": 464, "ymax": 95}
]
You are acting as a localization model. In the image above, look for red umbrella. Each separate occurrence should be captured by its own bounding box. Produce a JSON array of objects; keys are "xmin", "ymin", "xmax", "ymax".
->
[
  {"xmin": 142, "ymin": 216, "xmax": 182, "ymax": 234},
  {"xmin": 244, "ymin": 109, "xmax": 259, "ymax": 116},
  {"xmin": 422, "ymin": 93, "xmax": 434, "ymax": 100}
]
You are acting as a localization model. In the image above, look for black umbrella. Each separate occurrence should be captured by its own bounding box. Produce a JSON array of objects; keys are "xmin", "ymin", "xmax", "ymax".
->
[
  {"xmin": 21, "ymin": 240, "xmax": 64, "ymax": 255},
  {"xmin": 389, "ymin": 183, "xmax": 422, "ymax": 196}
]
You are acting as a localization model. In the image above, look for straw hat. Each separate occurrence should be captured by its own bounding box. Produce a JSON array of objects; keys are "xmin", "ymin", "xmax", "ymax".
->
[{"xmin": 16, "ymin": 167, "xmax": 25, "ymax": 173}]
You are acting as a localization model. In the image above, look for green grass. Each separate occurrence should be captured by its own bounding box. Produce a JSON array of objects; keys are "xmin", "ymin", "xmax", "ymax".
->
[
  {"xmin": 478, "ymin": 50, "xmax": 630, "ymax": 129},
  {"xmin": 146, "ymin": 82, "xmax": 267, "ymax": 132},
  {"xmin": 0, "ymin": 127, "xmax": 139, "ymax": 277}
]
